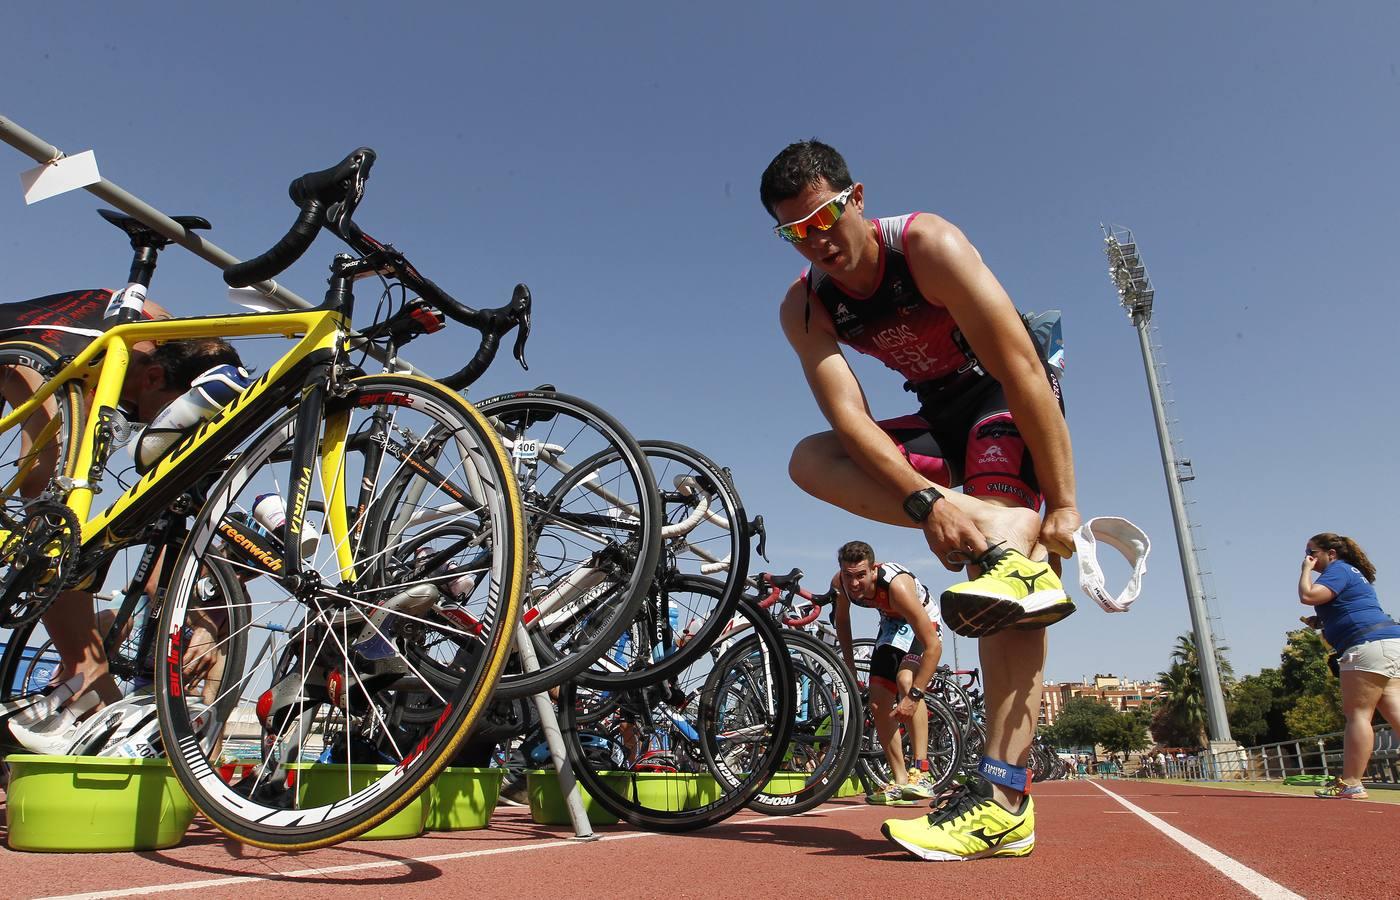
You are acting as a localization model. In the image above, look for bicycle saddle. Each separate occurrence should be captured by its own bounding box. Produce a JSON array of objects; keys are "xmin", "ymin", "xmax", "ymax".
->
[{"xmin": 98, "ymin": 208, "xmax": 211, "ymax": 249}]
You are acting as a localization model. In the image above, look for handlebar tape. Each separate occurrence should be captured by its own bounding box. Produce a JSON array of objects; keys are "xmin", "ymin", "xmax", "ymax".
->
[{"xmin": 223, "ymin": 200, "xmax": 326, "ymax": 288}]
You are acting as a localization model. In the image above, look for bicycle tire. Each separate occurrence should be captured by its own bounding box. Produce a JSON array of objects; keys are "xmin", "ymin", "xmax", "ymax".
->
[
  {"xmin": 0, "ymin": 340, "xmax": 87, "ymax": 628},
  {"xmin": 745, "ymin": 629, "xmax": 861, "ymax": 815},
  {"xmin": 155, "ymin": 373, "xmax": 525, "ymax": 850},
  {"xmin": 475, "ymin": 390, "xmax": 661, "ymax": 699},
  {"xmin": 577, "ymin": 440, "xmax": 749, "ymax": 690},
  {"xmin": 0, "ymin": 617, "xmax": 58, "ymax": 706},
  {"xmin": 558, "ymin": 593, "xmax": 794, "ymax": 832}
]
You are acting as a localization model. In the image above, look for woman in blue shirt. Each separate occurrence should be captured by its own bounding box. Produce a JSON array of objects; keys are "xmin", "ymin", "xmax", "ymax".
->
[{"xmin": 1299, "ymin": 533, "xmax": 1400, "ymax": 799}]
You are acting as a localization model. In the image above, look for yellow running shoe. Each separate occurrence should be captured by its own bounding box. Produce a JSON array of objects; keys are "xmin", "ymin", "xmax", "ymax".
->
[
  {"xmin": 940, "ymin": 544, "xmax": 1074, "ymax": 638},
  {"xmin": 882, "ymin": 782, "xmax": 1035, "ymax": 862}
]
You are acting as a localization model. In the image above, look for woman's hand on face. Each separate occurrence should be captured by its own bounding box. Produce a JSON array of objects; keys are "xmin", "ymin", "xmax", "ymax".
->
[{"xmin": 1302, "ymin": 554, "xmax": 1316, "ymax": 573}]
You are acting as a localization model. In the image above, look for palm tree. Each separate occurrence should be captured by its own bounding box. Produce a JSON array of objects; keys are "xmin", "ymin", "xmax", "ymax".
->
[
  {"xmin": 1170, "ymin": 633, "xmax": 1235, "ymax": 688},
  {"xmin": 1155, "ymin": 662, "xmax": 1208, "ymax": 749}
]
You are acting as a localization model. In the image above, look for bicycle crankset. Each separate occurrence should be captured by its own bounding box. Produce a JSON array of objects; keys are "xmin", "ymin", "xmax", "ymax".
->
[{"xmin": 0, "ymin": 500, "xmax": 82, "ymax": 628}]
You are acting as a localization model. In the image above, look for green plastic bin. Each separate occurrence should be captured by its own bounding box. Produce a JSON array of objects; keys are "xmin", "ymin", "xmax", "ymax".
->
[
  {"xmin": 291, "ymin": 763, "xmax": 428, "ymax": 840},
  {"xmin": 5, "ymin": 754, "xmax": 196, "ymax": 852},
  {"xmin": 426, "ymin": 766, "xmax": 504, "ymax": 831},
  {"xmin": 631, "ymin": 772, "xmax": 720, "ymax": 811},
  {"xmin": 835, "ymin": 775, "xmax": 864, "ymax": 798},
  {"xmin": 762, "ymin": 771, "xmax": 812, "ymax": 793},
  {"xmin": 526, "ymin": 770, "xmax": 633, "ymax": 825}
]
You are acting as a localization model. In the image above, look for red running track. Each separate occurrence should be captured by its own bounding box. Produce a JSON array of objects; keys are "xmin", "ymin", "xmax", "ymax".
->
[{"xmin": 1, "ymin": 780, "xmax": 1394, "ymax": 899}]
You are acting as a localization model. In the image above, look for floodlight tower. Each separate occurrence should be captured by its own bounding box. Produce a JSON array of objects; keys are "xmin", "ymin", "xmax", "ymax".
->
[{"xmin": 1102, "ymin": 226, "xmax": 1232, "ymax": 745}]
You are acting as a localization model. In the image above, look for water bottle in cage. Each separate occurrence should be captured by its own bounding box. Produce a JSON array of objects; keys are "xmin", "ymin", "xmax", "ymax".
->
[
  {"xmin": 251, "ymin": 492, "xmax": 318, "ymax": 557},
  {"xmin": 134, "ymin": 364, "xmax": 253, "ymax": 470}
]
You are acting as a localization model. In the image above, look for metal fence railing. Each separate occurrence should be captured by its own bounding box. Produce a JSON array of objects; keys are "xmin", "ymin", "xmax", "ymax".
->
[{"xmin": 1145, "ymin": 725, "xmax": 1398, "ymax": 784}]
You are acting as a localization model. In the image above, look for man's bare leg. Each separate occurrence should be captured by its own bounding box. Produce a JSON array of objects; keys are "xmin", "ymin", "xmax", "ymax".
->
[
  {"xmin": 794, "ymin": 433, "xmax": 1050, "ymax": 809},
  {"xmin": 980, "ymin": 628, "xmax": 1045, "ymax": 809},
  {"xmin": 790, "ymin": 433, "xmax": 1044, "ymax": 561},
  {"xmin": 41, "ymin": 591, "xmax": 122, "ymax": 705},
  {"xmin": 896, "ymin": 667, "xmax": 928, "ymax": 770},
  {"xmin": 869, "ymin": 683, "xmax": 908, "ymax": 785}
]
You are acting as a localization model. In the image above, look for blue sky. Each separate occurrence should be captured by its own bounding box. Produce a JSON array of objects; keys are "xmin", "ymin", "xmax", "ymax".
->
[{"xmin": 3, "ymin": 2, "xmax": 1397, "ymax": 685}]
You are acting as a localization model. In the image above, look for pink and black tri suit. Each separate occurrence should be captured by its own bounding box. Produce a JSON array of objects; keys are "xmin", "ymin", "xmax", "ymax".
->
[{"xmin": 805, "ymin": 213, "xmax": 1062, "ymax": 510}]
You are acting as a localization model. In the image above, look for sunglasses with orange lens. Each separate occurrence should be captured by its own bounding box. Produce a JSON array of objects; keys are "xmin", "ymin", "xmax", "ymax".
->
[{"xmin": 774, "ymin": 185, "xmax": 855, "ymax": 243}]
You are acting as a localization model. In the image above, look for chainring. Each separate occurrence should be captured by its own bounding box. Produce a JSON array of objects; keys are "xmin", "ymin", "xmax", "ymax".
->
[{"xmin": 0, "ymin": 499, "xmax": 82, "ymax": 628}]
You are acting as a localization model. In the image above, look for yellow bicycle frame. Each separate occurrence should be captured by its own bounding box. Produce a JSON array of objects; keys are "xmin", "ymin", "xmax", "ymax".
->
[{"xmin": 0, "ymin": 307, "xmax": 357, "ymax": 578}]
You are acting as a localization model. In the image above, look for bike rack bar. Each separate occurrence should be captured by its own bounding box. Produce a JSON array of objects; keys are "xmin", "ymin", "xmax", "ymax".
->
[
  {"xmin": 0, "ymin": 114, "xmax": 420, "ymax": 375},
  {"xmin": 512, "ymin": 627, "xmax": 597, "ymax": 841}
]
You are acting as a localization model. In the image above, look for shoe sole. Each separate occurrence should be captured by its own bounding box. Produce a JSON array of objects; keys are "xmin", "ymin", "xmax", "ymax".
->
[
  {"xmin": 941, "ymin": 592, "xmax": 1075, "ymax": 638},
  {"xmin": 881, "ymin": 823, "xmax": 1035, "ymax": 861},
  {"xmin": 867, "ymin": 798, "xmax": 919, "ymax": 807},
  {"xmin": 1010, "ymin": 599, "xmax": 1077, "ymax": 630}
]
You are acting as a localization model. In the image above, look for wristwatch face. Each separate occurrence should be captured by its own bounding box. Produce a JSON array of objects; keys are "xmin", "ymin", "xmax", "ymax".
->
[{"xmin": 903, "ymin": 489, "xmax": 934, "ymax": 522}]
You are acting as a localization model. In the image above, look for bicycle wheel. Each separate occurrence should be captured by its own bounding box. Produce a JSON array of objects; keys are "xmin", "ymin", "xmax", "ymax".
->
[
  {"xmin": 0, "ymin": 340, "xmax": 86, "ymax": 628},
  {"xmin": 0, "ymin": 618, "xmax": 60, "ymax": 707},
  {"xmin": 964, "ymin": 719, "xmax": 987, "ymax": 767},
  {"xmin": 475, "ymin": 390, "xmax": 661, "ymax": 699},
  {"xmin": 155, "ymin": 373, "xmax": 525, "ymax": 850},
  {"xmin": 577, "ymin": 440, "xmax": 749, "ymax": 689},
  {"xmin": 558, "ymin": 593, "xmax": 795, "ymax": 832},
  {"xmin": 932, "ymin": 668, "xmax": 976, "ymax": 734},
  {"xmin": 746, "ymin": 629, "xmax": 861, "ymax": 815}
]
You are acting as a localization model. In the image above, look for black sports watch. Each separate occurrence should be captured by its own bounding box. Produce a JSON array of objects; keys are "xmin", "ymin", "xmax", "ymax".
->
[
  {"xmin": 902, "ymin": 487, "xmax": 943, "ymax": 523},
  {"xmin": 906, "ymin": 686, "xmax": 926, "ymax": 702}
]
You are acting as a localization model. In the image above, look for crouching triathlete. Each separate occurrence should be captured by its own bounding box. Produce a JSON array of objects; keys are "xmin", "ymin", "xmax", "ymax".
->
[{"xmin": 830, "ymin": 540, "xmax": 943, "ymax": 805}]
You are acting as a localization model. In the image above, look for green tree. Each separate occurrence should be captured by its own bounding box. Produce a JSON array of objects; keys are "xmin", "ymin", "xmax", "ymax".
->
[
  {"xmin": 1152, "ymin": 662, "xmax": 1207, "ymax": 749},
  {"xmin": 1045, "ymin": 697, "xmax": 1115, "ymax": 754},
  {"xmin": 1171, "ymin": 633, "xmax": 1235, "ymax": 687},
  {"xmin": 1098, "ymin": 709, "xmax": 1151, "ymax": 766},
  {"xmin": 1280, "ymin": 628, "xmax": 1332, "ymax": 701},
  {"xmin": 1152, "ymin": 632, "xmax": 1237, "ymax": 749},
  {"xmin": 1227, "ymin": 670, "xmax": 1284, "ymax": 745},
  {"xmin": 1278, "ymin": 627, "xmax": 1343, "ymax": 740},
  {"xmin": 1285, "ymin": 691, "xmax": 1344, "ymax": 737}
]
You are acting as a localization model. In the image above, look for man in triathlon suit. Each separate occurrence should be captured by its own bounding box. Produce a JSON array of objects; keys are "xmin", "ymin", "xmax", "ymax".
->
[
  {"xmin": 0, "ymin": 289, "xmax": 241, "ymax": 751},
  {"xmin": 829, "ymin": 540, "xmax": 942, "ymax": 805},
  {"xmin": 762, "ymin": 140, "xmax": 1080, "ymax": 861}
]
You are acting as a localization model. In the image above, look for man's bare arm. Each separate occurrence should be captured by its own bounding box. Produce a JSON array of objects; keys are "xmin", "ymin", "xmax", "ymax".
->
[{"xmin": 904, "ymin": 218, "xmax": 1079, "ymax": 556}]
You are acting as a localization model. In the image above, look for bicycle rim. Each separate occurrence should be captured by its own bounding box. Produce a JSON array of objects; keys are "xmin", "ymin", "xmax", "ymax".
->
[
  {"xmin": 577, "ymin": 441, "xmax": 749, "ymax": 689},
  {"xmin": 476, "ymin": 390, "xmax": 660, "ymax": 699},
  {"xmin": 0, "ymin": 340, "xmax": 86, "ymax": 629},
  {"xmin": 558, "ymin": 595, "xmax": 794, "ymax": 831},
  {"xmin": 746, "ymin": 630, "xmax": 862, "ymax": 815},
  {"xmin": 156, "ymin": 374, "xmax": 524, "ymax": 850}
]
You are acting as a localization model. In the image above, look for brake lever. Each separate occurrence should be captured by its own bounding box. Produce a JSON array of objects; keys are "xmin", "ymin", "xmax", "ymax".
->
[
  {"xmin": 747, "ymin": 514, "xmax": 768, "ymax": 562},
  {"xmin": 510, "ymin": 283, "xmax": 532, "ymax": 371}
]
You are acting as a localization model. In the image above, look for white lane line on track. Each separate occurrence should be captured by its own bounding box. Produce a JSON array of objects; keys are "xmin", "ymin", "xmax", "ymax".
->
[
  {"xmin": 35, "ymin": 804, "xmax": 871, "ymax": 900},
  {"xmin": 1089, "ymin": 782, "xmax": 1304, "ymax": 900}
]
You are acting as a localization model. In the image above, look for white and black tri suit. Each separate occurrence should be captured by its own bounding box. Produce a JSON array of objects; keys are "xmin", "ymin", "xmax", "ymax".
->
[{"xmin": 840, "ymin": 561, "xmax": 940, "ymax": 691}]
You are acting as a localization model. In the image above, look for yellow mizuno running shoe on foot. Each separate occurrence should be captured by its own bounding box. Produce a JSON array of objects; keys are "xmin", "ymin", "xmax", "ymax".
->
[
  {"xmin": 939, "ymin": 544, "xmax": 1074, "ymax": 638},
  {"xmin": 882, "ymin": 782, "xmax": 1035, "ymax": 862}
]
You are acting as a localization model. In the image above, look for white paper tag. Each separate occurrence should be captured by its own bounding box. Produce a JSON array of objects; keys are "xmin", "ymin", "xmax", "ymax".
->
[
  {"xmin": 20, "ymin": 150, "xmax": 102, "ymax": 205},
  {"xmin": 227, "ymin": 287, "xmax": 286, "ymax": 312},
  {"xmin": 513, "ymin": 438, "xmax": 540, "ymax": 460}
]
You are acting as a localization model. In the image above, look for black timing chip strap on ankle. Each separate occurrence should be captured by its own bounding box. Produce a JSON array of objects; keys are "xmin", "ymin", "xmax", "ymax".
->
[{"xmin": 979, "ymin": 756, "xmax": 1031, "ymax": 793}]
